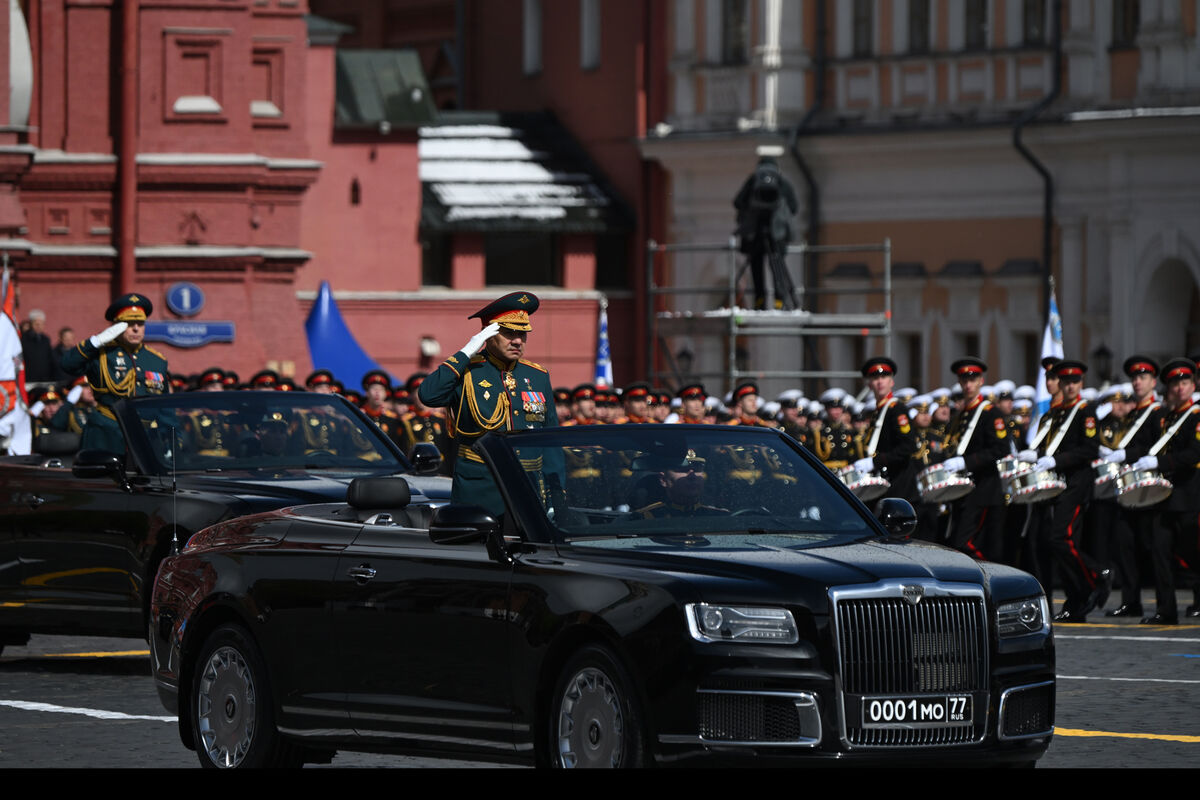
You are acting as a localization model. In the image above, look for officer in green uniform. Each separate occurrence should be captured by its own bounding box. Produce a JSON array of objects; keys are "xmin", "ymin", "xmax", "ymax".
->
[
  {"xmin": 61, "ymin": 293, "xmax": 169, "ymax": 453},
  {"xmin": 418, "ymin": 291, "xmax": 557, "ymax": 514}
]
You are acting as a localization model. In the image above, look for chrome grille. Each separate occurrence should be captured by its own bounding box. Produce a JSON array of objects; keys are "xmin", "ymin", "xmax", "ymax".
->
[{"xmin": 833, "ymin": 584, "xmax": 989, "ymax": 748}]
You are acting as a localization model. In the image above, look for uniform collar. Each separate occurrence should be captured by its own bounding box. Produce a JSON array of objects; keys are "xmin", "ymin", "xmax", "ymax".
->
[{"xmin": 485, "ymin": 350, "xmax": 517, "ymax": 372}]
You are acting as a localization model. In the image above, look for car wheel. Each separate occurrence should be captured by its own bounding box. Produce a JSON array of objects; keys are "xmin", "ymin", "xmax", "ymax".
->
[
  {"xmin": 549, "ymin": 644, "xmax": 647, "ymax": 768},
  {"xmin": 191, "ymin": 624, "xmax": 301, "ymax": 769}
]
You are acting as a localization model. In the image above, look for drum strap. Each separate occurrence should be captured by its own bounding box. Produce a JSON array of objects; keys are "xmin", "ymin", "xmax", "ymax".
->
[
  {"xmin": 1148, "ymin": 405, "xmax": 1200, "ymax": 457},
  {"xmin": 1029, "ymin": 410, "xmax": 1055, "ymax": 450},
  {"xmin": 866, "ymin": 398, "xmax": 895, "ymax": 457},
  {"xmin": 1117, "ymin": 401, "xmax": 1161, "ymax": 449},
  {"xmin": 1045, "ymin": 401, "xmax": 1084, "ymax": 457},
  {"xmin": 955, "ymin": 400, "xmax": 989, "ymax": 457}
]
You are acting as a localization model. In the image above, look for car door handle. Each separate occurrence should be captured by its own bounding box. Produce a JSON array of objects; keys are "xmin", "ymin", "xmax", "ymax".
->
[{"xmin": 347, "ymin": 565, "xmax": 377, "ymax": 583}]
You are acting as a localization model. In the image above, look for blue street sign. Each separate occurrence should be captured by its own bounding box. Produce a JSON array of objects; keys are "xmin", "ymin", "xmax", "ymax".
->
[
  {"xmin": 144, "ymin": 321, "xmax": 235, "ymax": 348},
  {"xmin": 165, "ymin": 282, "xmax": 205, "ymax": 317}
]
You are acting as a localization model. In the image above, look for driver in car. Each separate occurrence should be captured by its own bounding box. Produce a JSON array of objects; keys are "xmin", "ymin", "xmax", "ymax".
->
[{"xmin": 633, "ymin": 450, "xmax": 728, "ymax": 519}]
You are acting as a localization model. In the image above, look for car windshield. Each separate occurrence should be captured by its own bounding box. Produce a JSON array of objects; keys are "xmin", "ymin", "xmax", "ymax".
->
[
  {"xmin": 493, "ymin": 426, "xmax": 872, "ymax": 543},
  {"xmin": 126, "ymin": 392, "xmax": 407, "ymax": 473}
]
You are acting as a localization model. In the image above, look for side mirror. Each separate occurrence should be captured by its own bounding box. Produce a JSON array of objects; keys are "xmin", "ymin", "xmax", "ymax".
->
[
  {"xmin": 72, "ymin": 449, "xmax": 132, "ymax": 492},
  {"xmin": 875, "ymin": 498, "xmax": 918, "ymax": 540},
  {"xmin": 429, "ymin": 504, "xmax": 500, "ymax": 545},
  {"xmin": 409, "ymin": 442, "xmax": 444, "ymax": 475}
]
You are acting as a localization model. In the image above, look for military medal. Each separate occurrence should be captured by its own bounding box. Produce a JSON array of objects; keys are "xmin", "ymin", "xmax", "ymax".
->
[{"xmin": 503, "ymin": 372, "xmax": 516, "ymax": 392}]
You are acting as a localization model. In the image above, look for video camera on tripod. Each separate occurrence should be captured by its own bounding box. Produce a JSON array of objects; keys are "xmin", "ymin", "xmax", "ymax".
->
[{"xmin": 733, "ymin": 149, "xmax": 799, "ymax": 310}]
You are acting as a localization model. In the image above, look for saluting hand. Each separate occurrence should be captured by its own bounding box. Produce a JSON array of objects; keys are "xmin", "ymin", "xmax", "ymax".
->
[{"xmin": 90, "ymin": 322, "xmax": 128, "ymax": 348}]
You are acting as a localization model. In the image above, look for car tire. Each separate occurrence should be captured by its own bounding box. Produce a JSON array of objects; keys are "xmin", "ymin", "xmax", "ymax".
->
[
  {"xmin": 191, "ymin": 623, "xmax": 302, "ymax": 769},
  {"xmin": 549, "ymin": 644, "xmax": 647, "ymax": 768}
]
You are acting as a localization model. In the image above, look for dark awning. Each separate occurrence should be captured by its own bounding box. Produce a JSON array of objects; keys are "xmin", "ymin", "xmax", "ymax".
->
[{"xmin": 419, "ymin": 111, "xmax": 633, "ymax": 234}]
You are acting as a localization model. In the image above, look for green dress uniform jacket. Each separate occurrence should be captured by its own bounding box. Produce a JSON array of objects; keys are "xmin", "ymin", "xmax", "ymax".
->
[
  {"xmin": 61, "ymin": 339, "xmax": 169, "ymax": 452},
  {"xmin": 418, "ymin": 348, "xmax": 558, "ymax": 514}
]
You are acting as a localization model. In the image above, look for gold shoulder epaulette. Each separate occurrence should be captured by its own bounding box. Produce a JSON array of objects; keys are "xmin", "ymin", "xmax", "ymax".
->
[
  {"xmin": 519, "ymin": 358, "xmax": 548, "ymax": 373},
  {"xmin": 144, "ymin": 345, "xmax": 167, "ymax": 359}
]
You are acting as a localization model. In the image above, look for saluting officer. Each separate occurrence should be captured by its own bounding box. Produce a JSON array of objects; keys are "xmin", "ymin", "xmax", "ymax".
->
[
  {"xmin": 61, "ymin": 293, "xmax": 169, "ymax": 453},
  {"xmin": 418, "ymin": 291, "xmax": 556, "ymax": 514}
]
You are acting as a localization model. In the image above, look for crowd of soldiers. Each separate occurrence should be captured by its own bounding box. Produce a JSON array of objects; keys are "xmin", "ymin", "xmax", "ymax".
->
[{"xmin": 25, "ymin": 291, "xmax": 1200, "ymax": 624}]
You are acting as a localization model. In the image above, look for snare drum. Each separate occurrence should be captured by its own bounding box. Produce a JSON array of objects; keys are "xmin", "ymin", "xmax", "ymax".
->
[
  {"xmin": 836, "ymin": 466, "xmax": 890, "ymax": 502},
  {"xmin": 1002, "ymin": 463, "xmax": 1067, "ymax": 505},
  {"xmin": 1115, "ymin": 467, "xmax": 1172, "ymax": 509},
  {"xmin": 1092, "ymin": 458, "xmax": 1122, "ymax": 501},
  {"xmin": 996, "ymin": 455, "xmax": 1024, "ymax": 481},
  {"xmin": 916, "ymin": 463, "xmax": 975, "ymax": 504}
]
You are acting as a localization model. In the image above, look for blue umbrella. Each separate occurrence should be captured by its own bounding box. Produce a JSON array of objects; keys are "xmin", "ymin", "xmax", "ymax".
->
[{"xmin": 305, "ymin": 281, "xmax": 395, "ymax": 387}]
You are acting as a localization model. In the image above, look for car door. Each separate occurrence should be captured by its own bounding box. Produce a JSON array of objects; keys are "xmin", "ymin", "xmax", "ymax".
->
[
  {"xmin": 331, "ymin": 522, "xmax": 519, "ymax": 757},
  {"xmin": 6, "ymin": 462, "xmax": 142, "ymax": 635}
]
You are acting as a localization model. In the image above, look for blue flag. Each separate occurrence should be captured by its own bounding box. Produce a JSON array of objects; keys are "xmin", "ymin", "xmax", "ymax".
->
[
  {"xmin": 594, "ymin": 298, "xmax": 612, "ymax": 387},
  {"xmin": 1027, "ymin": 288, "xmax": 1064, "ymax": 445}
]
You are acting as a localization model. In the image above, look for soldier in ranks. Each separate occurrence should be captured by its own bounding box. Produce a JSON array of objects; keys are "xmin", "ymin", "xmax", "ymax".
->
[
  {"xmin": 929, "ymin": 388, "xmax": 953, "ymax": 445},
  {"xmin": 398, "ymin": 372, "xmax": 451, "ymax": 474},
  {"xmin": 777, "ymin": 393, "xmax": 812, "ymax": 450},
  {"xmin": 249, "ymin": 369, "xmax": 279, "ymax": 390},
  {"xmin": 390, "ymin": 386, "xmax": 411, "ymax": 417},
  {"xmin": 563, "ymin": 384, "xmax": 601, "ymax": 426},
  {"xmin": 184, "ymin": 368, "xmax": 234, "ymax": 456},
  {"xmin": 675, "ymin": 384, "xmax": 708, "ymax": 424},
  {"xmin": 27, "ymin": 386, "xmax": 63, "ymax": 445},
  {"xmin": 61, "ymin": 293, "xmax": 169, "ymax": 453},
  {"xmin": 617, "ymin": 382, "xmax": 653, "ymax": 424},
  {"xmin": 653, "ymin": 391, "xmax": 673, "ymax": 422},
  {"xmin": 908, "ymin": 395, "xmax": 946, "ymax": 542},
  {"xmin": 296, "ymin": 369, "xmax": 342, "ymax": 455},
  {"xmin": 1111, "ymin": 358, "xmax": 1200, "ymax": 624},
  {"xmin": 418, "ymin": 291, "xmax": 557, "ymax": 514},
  {"xmin": 222, "ymin": 371, "xmax": 240, "ymax": 391},
  {"xmin": 553, "ymin": 387, "xmax": 573, "ymax": 424},
  {"xmin": 360, "ymin": 370, "xmax": 404, "ymax": 447},
  {"xmin": 728, "ymin": 381, "xmax": 774, "ymax": 427},
  {"xmin": 1017, "ymin": 359, "xmax": 1109, "ymax": 622},
  {"xmin": 1085, "ymin": 382, "xmax": 1133, "ymax": 581},
  {"xmin": 814, "ymin": 388, "xmax": 859, "ymax": 469},
  {"xmin": 850, "ymin": 358, "xmax": 918, "ymax": 504},
  {"xmin": 49, "ymin": 376, "xmax": 98, "ymax": 436},
  {"xmin": 168, "ymin": 374, "xmax": 189, "ymax": 393},
  {"xmin": 933, "ymin": 358, "xmax": 1010, "ymax": 561},
  {"xmin": 196, "ymin": 368, "xmax": 225, "ymax": 392}
]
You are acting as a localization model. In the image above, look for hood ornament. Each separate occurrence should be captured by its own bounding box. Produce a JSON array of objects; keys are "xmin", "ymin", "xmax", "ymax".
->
[{"xmin": 901, "ymin": 584, "xmax": 924, "ymax": 605}]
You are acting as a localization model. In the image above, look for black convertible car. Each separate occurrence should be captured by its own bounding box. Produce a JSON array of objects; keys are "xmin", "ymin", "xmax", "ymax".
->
[
  {"xmin": 150, "ymin": 424, "xmax": 1054, "ymax": 768},
  {"xmin": 0, "ymin": 391, "xmax": 447, "ymax": 653}
]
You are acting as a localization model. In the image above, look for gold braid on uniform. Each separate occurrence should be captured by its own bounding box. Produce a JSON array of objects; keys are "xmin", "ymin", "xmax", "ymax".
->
[
  {"xmin": 94, "ymin": 349, "xmax": 137, "ymax": 397},
  {"xmin": 460, "ymin": 370, "xmax": 511, "ymax": 434}
]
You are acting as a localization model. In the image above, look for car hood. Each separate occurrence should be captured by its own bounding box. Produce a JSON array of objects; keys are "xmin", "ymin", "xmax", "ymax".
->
[{"xmin": 563, "ymin": 534, "xmax": 992, "ymax": 605}]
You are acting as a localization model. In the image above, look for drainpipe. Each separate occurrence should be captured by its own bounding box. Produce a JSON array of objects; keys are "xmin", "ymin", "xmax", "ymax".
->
[
  {"xmin": 1012, "ymin": 0, "xmax": 1062, "ymax": 323},
  {"xmin": 117, "ymin": 0, "xmax": 139, "ymax": 294},
  {"xmin": 785, "ymin": 0, "xmax": 827, "ymax": 395}
]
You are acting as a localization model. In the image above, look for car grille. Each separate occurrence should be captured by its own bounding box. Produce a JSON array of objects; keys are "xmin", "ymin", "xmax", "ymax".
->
[{"xmin": 832, "ymin": 585, "xmax": 989, "ymax": 747}]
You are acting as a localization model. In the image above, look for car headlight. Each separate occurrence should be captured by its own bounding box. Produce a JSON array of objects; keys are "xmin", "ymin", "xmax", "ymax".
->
[
  {"xmin": 996, "ymin": 594, "xmax": 1050, "ymax": 637},
  {"xmin": 685, "ymin": 603, "xmax": 799, "ymax": 644}
]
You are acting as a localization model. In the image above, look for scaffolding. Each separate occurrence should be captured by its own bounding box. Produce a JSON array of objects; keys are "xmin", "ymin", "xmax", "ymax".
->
[{"xmin": 645, "ymin": 238, "xmax": 893, "ymax": 396}]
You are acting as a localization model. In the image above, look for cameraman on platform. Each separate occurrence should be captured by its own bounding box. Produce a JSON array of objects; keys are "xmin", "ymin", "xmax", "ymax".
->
[{"xmin": 733, "ymin": 146, "xmax": 799, "ymax": 310}]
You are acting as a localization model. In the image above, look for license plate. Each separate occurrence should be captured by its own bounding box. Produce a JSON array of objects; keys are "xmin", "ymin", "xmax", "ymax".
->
[{"xmin": 861, "ymin": 695, "xmax": 972, "ymax": 727}]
